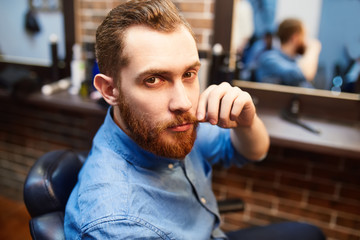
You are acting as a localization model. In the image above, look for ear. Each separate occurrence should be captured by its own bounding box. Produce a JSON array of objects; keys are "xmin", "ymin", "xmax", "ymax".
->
[{"xmin": 93, "ymin": 73, "xmax": 120, "ymax": 106}]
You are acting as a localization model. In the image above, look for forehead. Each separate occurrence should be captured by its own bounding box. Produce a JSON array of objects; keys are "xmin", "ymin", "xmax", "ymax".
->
[{"xmin": 121, "ymin": 25, "xmax": 199, "ymax": 74}]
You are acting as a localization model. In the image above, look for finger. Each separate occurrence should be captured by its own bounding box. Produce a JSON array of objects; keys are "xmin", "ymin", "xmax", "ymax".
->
[
  {"xmin": 231, "ymin": 92, "xmax": 255, "ymax": 126},
  {"xmin": 206, "ymin": 82, "xmax": 232, "ymax": 125},
  {"xmin": 197, "ymin": 85, "xmax": 216, "ymax": 121},
  {"xmin": 219, "ymin": 87, "xmax": 242, "ymax": 127},
  {"xmin": 230, "ymin": 95, "xmax": 245, "ymax": 122}
]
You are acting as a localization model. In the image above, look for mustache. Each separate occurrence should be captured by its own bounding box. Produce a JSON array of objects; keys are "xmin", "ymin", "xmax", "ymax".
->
[{"xmin": 158, "ymin": 113, "xmax": 199, "ymax": 131}]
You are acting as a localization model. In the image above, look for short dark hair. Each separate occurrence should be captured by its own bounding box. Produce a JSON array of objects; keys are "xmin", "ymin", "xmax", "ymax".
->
[
  {"xmin": 95, "ymin": 0, "xmax": 195, "ymax": 83},
  {"xmin": 277, "ymin": 18, "xmax": 303, "ymax": 44}
]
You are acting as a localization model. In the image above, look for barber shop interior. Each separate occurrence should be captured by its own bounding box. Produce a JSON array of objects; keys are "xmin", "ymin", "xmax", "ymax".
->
[{"xmin": 0, "ymin": 0, "xmax": 359, "ymax": 239}]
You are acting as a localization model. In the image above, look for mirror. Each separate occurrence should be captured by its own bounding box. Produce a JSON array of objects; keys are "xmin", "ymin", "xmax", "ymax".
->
[
  {"xmin": 0, "ymin": 0, "xmax": 74, "ymax": 87},
  {"xmin": 214, "ymin": 0, "xmax": 360, "ymax": 97}
]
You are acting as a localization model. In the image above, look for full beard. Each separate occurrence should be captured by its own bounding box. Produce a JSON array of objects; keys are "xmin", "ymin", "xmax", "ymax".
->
[{"xmin": 117, "ymin": 96, "xmax": 199, "ymax": 159}]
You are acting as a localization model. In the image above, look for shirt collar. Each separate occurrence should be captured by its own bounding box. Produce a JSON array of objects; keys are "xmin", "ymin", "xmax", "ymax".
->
[
  {"xmin": 278, "ymin": 49, "xmax": 297, "ymax": 62},
  {"xmin": 103, "ymin": 107, "xmax": 181, "ymax": 170}
]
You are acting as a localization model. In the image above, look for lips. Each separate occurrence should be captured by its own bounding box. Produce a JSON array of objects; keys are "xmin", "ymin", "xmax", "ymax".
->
[
  {"xmin": 164, "ymin": 113, "xmax": 198, "ymax": 133},
  {"xmin": 167, "ymin": 123, "xmax": 193, "ymax": 132}
]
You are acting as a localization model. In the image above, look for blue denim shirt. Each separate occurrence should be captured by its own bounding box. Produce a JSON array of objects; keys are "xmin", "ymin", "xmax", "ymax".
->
[
  {"xmin": 64, "ymin": 108, "xmax": 249, "ymax": 239},
  {"xmin": 256, "ymin": 49, "xmax": 310, "ymax": 87}
]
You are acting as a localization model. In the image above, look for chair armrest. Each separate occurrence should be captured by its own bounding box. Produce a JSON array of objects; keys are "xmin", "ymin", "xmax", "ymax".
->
[
  {"xmin": 218, "ymin": 198, "xmax": 245, "ymax": 214},
  {"xmin": 29, "ymin": 211, "xmax": 65, "ymax": 240}
]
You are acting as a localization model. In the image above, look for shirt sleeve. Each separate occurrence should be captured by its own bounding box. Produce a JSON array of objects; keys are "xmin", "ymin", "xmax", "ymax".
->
[
  {"xmin": 257, "ymin": 52, "xmax": 306, "ymax": 86},
  {"xmin": 280, "ymin": 62, "xmax": 307, "ymax": 86},
  {"xmin": 195, "ymin": 123, "xmax": 250, "ymax": 168}
]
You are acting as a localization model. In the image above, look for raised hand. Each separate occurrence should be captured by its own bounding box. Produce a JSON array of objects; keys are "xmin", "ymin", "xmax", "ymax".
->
[{"xmin": 196, "ymin": 82, "xmax": 256, "ymax": 128}]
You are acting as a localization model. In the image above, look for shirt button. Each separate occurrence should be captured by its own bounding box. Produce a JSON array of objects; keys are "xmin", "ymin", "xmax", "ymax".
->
[
  {"xmin": 168, "ymin": 163, "xmax": 174, "ymax": 169},
  {"xmin": 200, "ymin": 197, "xmax": 207, "ymax": 205}
]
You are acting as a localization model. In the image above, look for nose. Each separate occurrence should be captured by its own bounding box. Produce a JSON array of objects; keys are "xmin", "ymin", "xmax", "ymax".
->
[{"xmin": 169, "ymin": 81, "xmax": 192, "ymax": 113}]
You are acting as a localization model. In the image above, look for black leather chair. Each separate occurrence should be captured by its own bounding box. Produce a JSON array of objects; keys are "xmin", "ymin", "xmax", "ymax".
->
[
  {"xmin": 23, "ymin": 149, "xmax": 244, "ymax": 240},
  {"xmin": 23, "ymin": 150, "xmax": 86, "ymax": 240}
]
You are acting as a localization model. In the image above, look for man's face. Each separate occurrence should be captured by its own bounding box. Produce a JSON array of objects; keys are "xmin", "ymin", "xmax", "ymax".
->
[{"xmin": 115, "ymin": 25, "xmax": 201, "ymax": 159}]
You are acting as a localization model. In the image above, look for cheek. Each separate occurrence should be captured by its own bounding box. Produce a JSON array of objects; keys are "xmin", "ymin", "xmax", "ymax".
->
[{"xmin": 129, "ymin": 92, "xmax": 167, "ymax": 118}]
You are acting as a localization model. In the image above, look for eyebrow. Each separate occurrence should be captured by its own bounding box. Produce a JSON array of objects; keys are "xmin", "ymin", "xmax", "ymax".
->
[{"xmin": 135, "ymin": 61, "xmax": 202, "ymax": 83}]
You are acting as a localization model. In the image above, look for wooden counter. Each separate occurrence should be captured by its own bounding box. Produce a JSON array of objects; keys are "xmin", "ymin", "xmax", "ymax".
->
[{"xmin": 258, "ymin": 109, "xmax": 360, "ymax": 159}]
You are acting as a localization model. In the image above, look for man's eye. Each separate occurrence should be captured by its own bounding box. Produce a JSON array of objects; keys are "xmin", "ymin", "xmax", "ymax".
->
[
  {"xmin": 183, "ymin": 72, "xmax": 195, "ymax": 78},
  {"xmin": 144, "ymin": 77, "xmax": 161, "ymax": 86}
]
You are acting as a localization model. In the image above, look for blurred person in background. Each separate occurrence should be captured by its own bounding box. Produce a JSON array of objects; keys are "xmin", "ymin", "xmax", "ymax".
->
[{"xmin": 256, "ymin": 18, "xmax": 322, "ymax": 87}]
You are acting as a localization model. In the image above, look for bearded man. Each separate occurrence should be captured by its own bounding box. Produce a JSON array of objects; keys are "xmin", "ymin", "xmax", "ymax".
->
[
  {"xmin": 64, "ymin": 1, "xmax": 325, "ymax": 239},
  {"xmin": 256, "ymin": 18, "xmax": 322, "ymax": 87}
]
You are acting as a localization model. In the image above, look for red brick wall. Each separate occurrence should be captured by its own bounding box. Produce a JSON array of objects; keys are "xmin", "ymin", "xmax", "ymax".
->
[
  {"xmin": 76, "ymin": 0, "xmax": 215, "ymax": 51},
  {"xmin": 0, "ymin": 97, "xmax": 105, "ymax": 200},
  {"xmin": 213, "ymin": 146, "xmax": 360, "ymax": 240}
]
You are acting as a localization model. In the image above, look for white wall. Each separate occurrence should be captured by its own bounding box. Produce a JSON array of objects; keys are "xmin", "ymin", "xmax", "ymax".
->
[{"xmin": 275, "ymin": 0, "xmax": 323, "ymax": 39}]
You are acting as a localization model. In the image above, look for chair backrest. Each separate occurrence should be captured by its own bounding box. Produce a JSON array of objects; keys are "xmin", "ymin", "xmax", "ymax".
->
[{"xmin": 23, "ymin": 149, "xmax": 86, "ymax": 240}]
